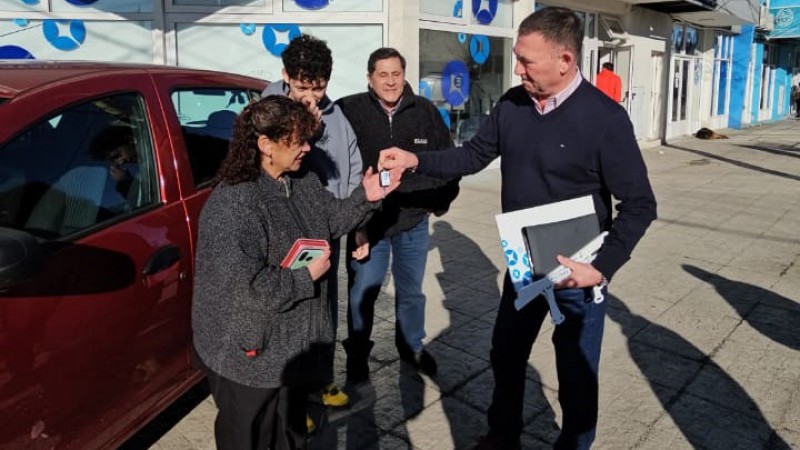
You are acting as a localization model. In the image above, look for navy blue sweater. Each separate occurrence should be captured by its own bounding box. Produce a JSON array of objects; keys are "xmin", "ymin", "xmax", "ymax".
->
[{"xmin": 417, "ymin": 81, "xmax": 657, "ymax": 280}]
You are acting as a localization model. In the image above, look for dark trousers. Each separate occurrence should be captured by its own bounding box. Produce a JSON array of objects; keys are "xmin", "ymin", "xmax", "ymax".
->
[
  {"xmin": 487, "ymin": 275, "xmax": 607, "ymax": 450},
  {"xmin": 795, "ymin": 98, "xmax": 800, "ymax": 117},
  {"xmin": 208, "ymin": 371, "xmax": 307, "ymax": 450}
]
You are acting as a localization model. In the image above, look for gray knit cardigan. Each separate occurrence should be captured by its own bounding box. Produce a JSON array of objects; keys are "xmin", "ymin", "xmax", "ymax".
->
[{"xmin": 191, "ymin": 170, "xmax": 377, "ymax": 388}]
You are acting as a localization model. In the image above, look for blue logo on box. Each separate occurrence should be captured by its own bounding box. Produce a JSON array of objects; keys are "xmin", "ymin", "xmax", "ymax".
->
[
  {"xmin": 43, "ymin": 19, "xmax": 86, "ymax": 51},
  {"xmin": 0, "ymin": 45, "xmax": 35, "ymax": 59},
  {"xmin": 262, "ymin": 24, "xmax": 301, "ymax": 57}
]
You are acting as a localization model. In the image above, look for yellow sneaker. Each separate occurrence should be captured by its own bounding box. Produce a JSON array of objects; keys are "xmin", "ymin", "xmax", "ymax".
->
[
  {"xmin": 306, "ymin": 414, "xmax": 315, "ymax": 434},
  {"xmin": 321, "ymin": 384, "xmax": 350, "ymax": 407}
]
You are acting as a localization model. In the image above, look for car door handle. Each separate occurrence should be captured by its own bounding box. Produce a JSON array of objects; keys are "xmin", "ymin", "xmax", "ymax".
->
[{"xmin": 142, "ymin": 245, "xmax": 180, "ymax": 276}]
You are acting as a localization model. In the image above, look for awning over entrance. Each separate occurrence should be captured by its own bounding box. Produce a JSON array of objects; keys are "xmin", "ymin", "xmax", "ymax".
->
[
  {"xmin": 769, "ymin": 7, "xmax": 800, "ymax": 39},
  {"xmin": 635, "ymin": 0, "xmax": 756, "ymax": 28}
]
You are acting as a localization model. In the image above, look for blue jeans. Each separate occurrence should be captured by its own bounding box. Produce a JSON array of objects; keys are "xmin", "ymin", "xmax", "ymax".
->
[
  {"xmin": 487, "ymin": 274, "xmax": 607, "ymax": 450},
  {"xmin": 347, "ymin": 216, "xmax": 430, "ymax": 353}
]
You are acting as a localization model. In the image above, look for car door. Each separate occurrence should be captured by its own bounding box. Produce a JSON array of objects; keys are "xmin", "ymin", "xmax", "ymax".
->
[
  {"xmin": 0, "ymin": 73, "xmax": 194, "ymax": 449},
  {"xmin": 151, "ymin": 72, "xmax": 265, "ymax": 276}
]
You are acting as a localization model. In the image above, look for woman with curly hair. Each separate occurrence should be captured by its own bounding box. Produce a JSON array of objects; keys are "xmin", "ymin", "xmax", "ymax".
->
[{"xmin": 191, "ymin": 95, "xmax": 399, "ymax": 450}]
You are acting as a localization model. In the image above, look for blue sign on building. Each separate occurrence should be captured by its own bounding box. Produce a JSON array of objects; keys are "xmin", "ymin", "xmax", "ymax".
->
[
  {"xmin": 770, "ymin": 7, "xmax": 800, "ymax": 38},
  {"xmin": 43, "ymin": 19, "xmax": 87, "ymax": 51},
  {"xmin": 262, "ymin": 24, "xmax": 301, "ymax": 57}
]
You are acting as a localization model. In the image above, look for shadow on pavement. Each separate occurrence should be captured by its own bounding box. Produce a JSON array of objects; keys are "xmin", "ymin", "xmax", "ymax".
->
[
  {"xmin": 119, "ymin": 380, "xmax": 210, "ymax": 450},
  {"xmin": 682, "ymin": 264, "xmax": 799, "ymax": 351},
  {"xmin": 663, "ymin": 144, "xmax": 800, "ymax": 181},
  {"xmin": 606, "ymin": 295, "xmax": 791, "ymax": 449}
]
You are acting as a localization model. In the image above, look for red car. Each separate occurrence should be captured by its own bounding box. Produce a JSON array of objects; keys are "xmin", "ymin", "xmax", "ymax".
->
[{"xmin": 0, "ymin": 61, "xmax": 267, "ymax": 450}]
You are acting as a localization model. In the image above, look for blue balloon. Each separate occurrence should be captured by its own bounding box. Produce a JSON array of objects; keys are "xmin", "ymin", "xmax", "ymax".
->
[
  {"xmin": 472, "ymin": 0, "xmax": 498, "ymax": 25},
  {"xmin": 0, "ymin": 45, "xmax": 36, "ymax": 59},
  {"xmin": 294, "ymin": 0, "xmax": 329, "ymax": 10},
  {"xmin": 441, "ymin": 60, "xmax": 470, "ymax": 108},
  {"xmin": 43, "ymin": 19, "xmax": 86, "ymax": 51},
  {"xmin": 262, "ymin": 24, "xmax": 301, "ymax": 57},
  {"xmin": 469, "ymin": 35, "xmax": 490, "ymax": 65}
]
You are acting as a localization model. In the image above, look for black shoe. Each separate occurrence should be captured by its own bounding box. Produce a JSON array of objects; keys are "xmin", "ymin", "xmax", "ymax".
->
[{"xmin": 401, "ymin": 349, "xmax": 437, "ymax": 376}]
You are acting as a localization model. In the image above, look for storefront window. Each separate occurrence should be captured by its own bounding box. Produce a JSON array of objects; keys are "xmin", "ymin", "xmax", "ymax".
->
[
  {"xmin": 283, "ymin": 0, "xmax": 381, "ymax": 13},
  {"xmin": 0, "ymin": 19, "xmax": 153, "ymax": 61},
  {"xmin": 175, "ymin": 23, "xmax": 382, "ymax": 100},
  {"xmin": 52, "ymin": 0, "xmax": 153, "ymax": 12},
  {"xmin": 419, "ymin": 29, "xmax": 510, "ymax": 145},
  {"xmin": 172, "ymin": 0, "xmax": 264, "ymax": 6}
]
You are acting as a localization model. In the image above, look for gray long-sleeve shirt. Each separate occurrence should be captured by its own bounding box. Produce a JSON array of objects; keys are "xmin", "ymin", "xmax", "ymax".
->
[{"xmin": 191, "ymin": 171, "xmax": 377, "ymax": 388}]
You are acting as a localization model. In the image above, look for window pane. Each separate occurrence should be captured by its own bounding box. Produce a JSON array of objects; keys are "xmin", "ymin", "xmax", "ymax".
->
[
  {"xmin": 0, "ymin": 0, "xmax": 46, "ymax": 11},
  {"xmin": 170, "ymin": 88, "xmax": 259, "ymax": 187},
  {"xmin": 0, "ymin": 19, "xmax": 153, "ymax": 62},
  {"xmin": 0, "ymin": 94, "xmax": 159, "ymax": 238},
  {"xmin": 173, "ymin": 0, "xmax": 265, "ymax": 5},
  {"xmin": 419, "ymin": 29, "xmax": 510, "ymax": 146},
  {"xmin": 52, "ymin": 0, "xmax": 153, "ymax": 13},
  {"xmin": 421, "ymin": 0, "xmax": 463, "ymax": 18},
  {"xmin": 284, "ymin": 0, "xmax": 381, "ymax": 12},
  {"xmin": 175, "ymin": 23, "xmax": 382, "ymax": 100}
]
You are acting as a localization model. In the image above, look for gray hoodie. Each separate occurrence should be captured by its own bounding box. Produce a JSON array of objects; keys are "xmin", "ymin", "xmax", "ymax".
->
[{"xmin": 262, "ymin": 81, "xmax": 362, "ymax": 199}]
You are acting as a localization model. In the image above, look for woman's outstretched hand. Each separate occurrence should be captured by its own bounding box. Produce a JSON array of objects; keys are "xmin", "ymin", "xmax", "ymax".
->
[{"xmin": 362, "ymin": 166, "xmax": 402, "ymax": 202}]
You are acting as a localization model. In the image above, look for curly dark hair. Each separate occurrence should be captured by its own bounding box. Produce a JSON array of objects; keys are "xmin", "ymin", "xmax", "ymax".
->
[
  {"xmin": 214, "ymin": 96, "xmax": 317, "ymax": 186},
  {"xmin": 281, "ymin": 34, "xmax": 332, "ymax": 83}
]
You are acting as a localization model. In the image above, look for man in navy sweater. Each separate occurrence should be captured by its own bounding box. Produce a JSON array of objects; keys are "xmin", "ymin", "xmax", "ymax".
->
[{"xmin": 380, "ymin": 7, "xmax": 657, "ymax": 450}]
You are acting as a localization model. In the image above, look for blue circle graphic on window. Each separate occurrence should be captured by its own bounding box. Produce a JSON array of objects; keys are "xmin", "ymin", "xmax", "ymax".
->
[
  {"xmin": 65, "ymin": 0, "xmax": 99, "ymax": 5},
  {"xmin": 295, "ymin": 0, "xmax": 329, "ymax": 10},
  {"xmin": 43, "ymin": 19, "xmax": 86, "ymax": 51},
  {"xmin": 0, "ymin": 45, "xmax": 35, "ymax": 59},
  {"xmin": 472, "ymin": 0, "xmax": 498, "ymax": 25},
  {"xmin": 470, "ymin": 35, "xmax": 490, "ymax": 65},
  {"xmin": 240, "ymin": 23, "xmax": 256, "ymax": 36},
  {"xmin": 22, "ymin": 0, "xmax": 40, "ymax": 4},
  {"xmin": 505, "ymin": 249, "xmax": 518, "ymax": 266},
  {"xmin": 457, "ymin": 32, "xmax": 467, "ymax": 44},
  {"xmin": 441, "ymin": 60, "xmax": 470, "ymax": 108},
  {"xmin": 262, "ymin": 24, "xmax": 301, "ymax": 57},
  {"xmin": 453, "ymin": 0, "xmax": 463, "ymax": 18},
  {"xmin": 13, "ymin": 18, "xmax": 30, "ymax": 27},
  {"xmin": 437, "ymin": 106, "xmax": 451, "ymax": 129}
]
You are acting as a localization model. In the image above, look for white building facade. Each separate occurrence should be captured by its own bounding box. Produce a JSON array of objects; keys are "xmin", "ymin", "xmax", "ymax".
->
[{"xmin": 0, "ymin": 0, "xmax": 758, "ymax": 142}]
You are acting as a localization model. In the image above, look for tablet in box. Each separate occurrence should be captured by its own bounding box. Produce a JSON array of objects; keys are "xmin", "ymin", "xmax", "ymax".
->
[{"xmin": 522, "ymin": 213, "xmax": 599, "ymax": 276}]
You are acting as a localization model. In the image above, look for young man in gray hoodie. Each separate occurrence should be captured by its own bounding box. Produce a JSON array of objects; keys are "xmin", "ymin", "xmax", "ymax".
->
[{"xmin": 261, "ymin": 34, "xmax": 363, "ymax": 427}]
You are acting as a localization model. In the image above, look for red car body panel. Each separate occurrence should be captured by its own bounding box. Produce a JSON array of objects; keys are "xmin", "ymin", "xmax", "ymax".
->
[{"xmin": 0, "ymin": 62, "xmax": 267, "ymax": 450}]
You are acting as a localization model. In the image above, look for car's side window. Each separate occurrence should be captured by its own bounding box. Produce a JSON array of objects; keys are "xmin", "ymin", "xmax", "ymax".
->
[
  {"xmin": 170, "ymin": 88, "xmax": 260, "ymax": 187},
  {"xmin": 0, "ymin": 93, "xmax": 159, "ymax": 239}
]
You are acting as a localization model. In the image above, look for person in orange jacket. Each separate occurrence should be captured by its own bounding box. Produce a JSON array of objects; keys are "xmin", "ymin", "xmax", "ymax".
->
[{"xmin": 596, "ymin": 62, "xmax": 622, "ymax": 103}]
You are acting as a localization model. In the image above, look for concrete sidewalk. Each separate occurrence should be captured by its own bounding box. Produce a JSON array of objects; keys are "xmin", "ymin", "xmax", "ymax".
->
[{"xmin": 146, "ymin": 121, "xmax": 800, "ymax": 450}]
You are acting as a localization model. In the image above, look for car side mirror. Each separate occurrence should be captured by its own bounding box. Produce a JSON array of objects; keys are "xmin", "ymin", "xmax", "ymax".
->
[{"xmin": 0, "ymin": 227, "xmax": 42, "ymax": 290}]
